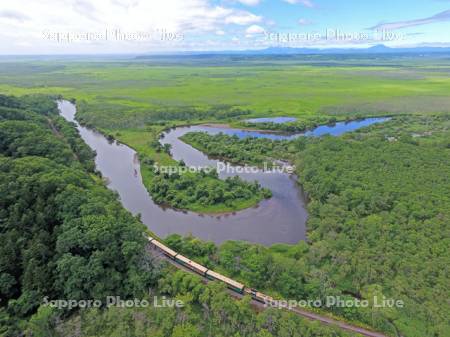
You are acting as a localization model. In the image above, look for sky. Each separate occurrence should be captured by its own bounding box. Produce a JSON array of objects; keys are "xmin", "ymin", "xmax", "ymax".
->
[{"xmin": 0, "ymin": 0, "xmax": 450, "ymax": 54}]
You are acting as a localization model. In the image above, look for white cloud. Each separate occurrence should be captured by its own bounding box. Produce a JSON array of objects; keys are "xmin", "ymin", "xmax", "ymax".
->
[
  {"xmin": 369, "ymin": 10, "xmax": 450, "ymax": 30},
  {"xmin": 0, "ymin": 0, "xmax": 264, "ymax": 54},
  {"xmin": 0, "ymin": 9, "xmax": 30, "ymax": 22},
  {"xmin": 215, "ymin": 30, "xmax": 225, "ymax": 35},
  {"xmin": 245, "ymin": 24, "xmax": 265, "ymax": 34},
  {"xmin": 237, "ymin": 0, "xmax": 260, "ymax": 5},
  {"xmin": 225, "ymin": 11, "xmax": 262, "ymax": 25},
  {"xmin": 71, "ymin": 0, "xmax": 100, "ymax": 22},
  {"xmin": 283, "ymin": 0, "xmax": 314, "ymax": 7}
]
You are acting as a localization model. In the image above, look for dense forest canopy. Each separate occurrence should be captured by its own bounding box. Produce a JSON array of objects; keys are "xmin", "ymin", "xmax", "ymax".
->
[
  {"xmin": 0, "ymin": 94, "xmax": 348, "ymax": 337},
  {"xmin": 175, "ymin": 115, "xmax": 450, "ymax": 337},
  {"xmin": 148, "ymin": 167, "xmax": 271, "ymax": 211},
  {"xmin": 0, "ymin": 95, "xmax": 157, "ymax": 335}
]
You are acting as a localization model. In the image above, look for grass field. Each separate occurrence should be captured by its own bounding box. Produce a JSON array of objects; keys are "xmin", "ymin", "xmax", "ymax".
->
[
  {"xmin": 1, "ymin": 56, "xmax": 450, "ymax": 132},
  {"xmin": 1, "ymin": 55, "xmax": 449, "ymax": 213}
]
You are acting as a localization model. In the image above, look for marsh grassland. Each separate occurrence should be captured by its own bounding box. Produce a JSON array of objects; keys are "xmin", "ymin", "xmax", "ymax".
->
[{"xmin": 1, "ymin": 55, "xmax": 449, "ymax": 336}]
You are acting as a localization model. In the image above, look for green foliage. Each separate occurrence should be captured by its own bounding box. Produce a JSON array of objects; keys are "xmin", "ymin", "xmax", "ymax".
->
[
  {"xmin": 26, "ymin": 305, "xmax": 58, "ymax": 337},
  {"xmin": 75, "ymin": 100, "xmax": 251, "ymax": 130},
  {"xmin": 293, "ymin": 122, "xmax": 450, "ymax": 336},
  {"xmin": 2, "ymin": 57, "xmax": 450, "ymax": 336},
  {"xmin": 181, "ymin": 132, "xmax": 277, "ymax": 166},
  {"xmin": 51, "ymin": 270, "xmax": 350, "ymax": 337},
  {"xmin": 240, "ymin": 115, "xmax": 338, "ymax": 133},
  {"xmin": 50, "ymin": 115, "xmax": 96, "ymax": 171},
  {"xmin": 181, "ymin": 115, "xmax": 450, "ymax": 336},
  {"xmin": 181, "ymin": 131, "xmax": 307, "ymax": 167},
  {"xmin": 148, "ymin": 167, "xmax": 271, "ymax": 213},
  {"xmin": 165, "ymin": 234, "xmax": 217, "ymax": 268},
  {"xmin": 3, "ymin": 57, "xmax": 450, "ymax": 130},
  {"xmin": 19, "ymin": 94, "xmax": 61, "ymax": 115},
  {"xmin": 0, "ymin": 121, "xmax": 75, "ymax": 164},
  {"xmin": 0, "ymin": 95, "xmax": 159, "ymax": 335},
  {"xmin": 0, "ymin": 94, "xmax": 95, "ymax": 171}
]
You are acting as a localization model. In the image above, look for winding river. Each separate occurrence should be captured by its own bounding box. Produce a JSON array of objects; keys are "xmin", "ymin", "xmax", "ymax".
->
[{"xmin": 58, "ymin": 100, "xmax": 388, "ymax": 245}]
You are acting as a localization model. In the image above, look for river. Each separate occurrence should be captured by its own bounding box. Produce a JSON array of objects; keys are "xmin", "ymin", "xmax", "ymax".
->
[{"xmin": 58, "ymin": 100, "xmax": 387, "ymax": 245}]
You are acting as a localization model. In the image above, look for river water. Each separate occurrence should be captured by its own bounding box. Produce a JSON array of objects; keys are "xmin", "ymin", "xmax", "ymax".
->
[{"xmin": 58, "ymin": 100, "xmax": 387, "ymax": 245}]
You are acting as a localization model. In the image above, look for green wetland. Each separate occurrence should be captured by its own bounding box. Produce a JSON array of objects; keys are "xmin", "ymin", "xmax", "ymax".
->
[
  {"xmin": 0, "ymin": 55, "xmax": 449, "ymax": 337},
  {"xmin": 59, "ymin": 99, "xmax": 389, "ymax": 245}
]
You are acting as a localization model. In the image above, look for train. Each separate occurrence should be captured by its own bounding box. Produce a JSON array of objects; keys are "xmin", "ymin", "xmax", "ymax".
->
[{"xmin": 148, "ymin": 236, "xmax": 274, "ymax": 305}]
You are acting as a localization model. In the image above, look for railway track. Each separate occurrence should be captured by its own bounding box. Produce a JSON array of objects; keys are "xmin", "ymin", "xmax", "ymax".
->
[{"xmin": 148, "ymin": 236, "xmax": 389, "ymax": 337}]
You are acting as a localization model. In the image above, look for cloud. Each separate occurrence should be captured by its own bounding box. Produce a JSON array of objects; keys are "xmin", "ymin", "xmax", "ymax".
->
[
  {"xmin": 0, "ymin": 0, "xmax": 262, "ymax": 32},
  {"xmin": 369, "ymin": 10, "xmax": 450, "ymax": 30},
  {"xmin": 110, "ymin": 0, "xmax": 140, "ymax": 9},
  {"xmin": 225, "ymin": 11, "xmax": 262, "ymax": 25},
  {"xmin": 0, "ymin": 9, "xmax": 30, "ymax": 22},
  {"xmin": 298, "ymin": 18, "xmax": 313, "ymax": 25},
  {"xmin": 72, "ymin": 0, "xmax": 100, "ymax": 22},
  {"xmin": 245, "ymin": 24, "xmax": 265, "ymax": 34},
  {"xmin": 283, "ymin": 0, "xmax": 314, "ymax": 7},
  {"xmin": 237, "ymin": 0, "xmax": 261, "ymax": 5},
  {"xmin": 0, "ymin": 0, "xmax": 270, "ymax": 54}
]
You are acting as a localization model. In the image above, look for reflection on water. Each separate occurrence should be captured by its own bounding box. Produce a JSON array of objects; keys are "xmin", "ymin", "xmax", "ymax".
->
[
  {"xmin": 246, "ymin": 117, "xmax": 297, "ymax": 124},
  {"xmin": 304, "ymin": 118, "xmax": 390, "ymax": 137},
  {"xmin": 190, "ymin": 117, "xmax": 390, "ymax": 141}
]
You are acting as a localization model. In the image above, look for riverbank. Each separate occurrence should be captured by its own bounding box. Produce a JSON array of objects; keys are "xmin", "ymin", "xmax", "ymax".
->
[
  {"xmin": 86, "ymin": 126, "xmax": 272, "ymax": 214},
  {"xmin": 59, "ymin": 101, "xmax": 308, "ymax": 244},
  {"xmin": 58, "ymin": 101, "xmax": 390, "ymax": 246}
]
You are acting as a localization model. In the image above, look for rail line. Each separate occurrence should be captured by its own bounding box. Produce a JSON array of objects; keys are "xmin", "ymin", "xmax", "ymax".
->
[{"xmin": 148, "ymin": 236, "xmax": 388, "ymax": 337}]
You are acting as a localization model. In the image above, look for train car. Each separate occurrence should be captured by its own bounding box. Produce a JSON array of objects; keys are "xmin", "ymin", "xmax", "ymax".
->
[
  {"xmin": 148, "ymin": 236, "xmax": 247, "ymax": 296},
  {"xmin": 243, "ymin": 288, "xmax": 257, "ymax": 297},
  {"xmin": 150, "ymin": 239, "xmax": 178, "ymax": 259},
  {"xmin": 253, "ymin": 291, "xmax": 274, "ymax": 305},
  {"xmin": 244, "ymin": 288, "xmax": 274, "ymax": 305},
  {"xmin": 175, "ymin": 254, "xmax": 209, "ymax": 276},
  {"xmin": 206, "ymin": 270, "xmax": 245, "ymax": 293}
]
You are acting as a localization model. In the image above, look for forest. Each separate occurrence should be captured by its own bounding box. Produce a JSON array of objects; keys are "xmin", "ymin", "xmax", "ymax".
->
[
  {"xmin": 136, "ymin": 139, "xmax": 272, "ymax": 213},
  {"xmin": 0, "ymin": 94, "xmax": 347, "ymax": 337},
  {"xmin": 0, "ymin": 94, "xmax": 159, "ymax": 335},
  {"xmin": 180, "ymin": 131, "xmax": 297, "ymax": 167},
  {"xmin": 238, "ymin": 115, "xmax": 339, "ymax": 133},
  {"xmin": 149, "ymin": 167, "xmax": 271, "ymax": 212},
  {"xmin": 1, "ymin": 58, "xmax": 449, "ymax": 337},
  {"xmin": 170, "ymin": 114, "xmax": 450, "ymax": 337},
  {"xmin": 75, "ymin": 99, "xmax": 252, "ymax": 130}
]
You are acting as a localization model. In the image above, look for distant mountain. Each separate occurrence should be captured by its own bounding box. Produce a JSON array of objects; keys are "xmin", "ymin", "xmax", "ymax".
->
[
  {"xmin": 137, "ymin": 45, "xmax": 450, "ymax": 58},
  {"xmin": 255, "ymin": 45, "xmax": 450, "ymax": 55}
]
